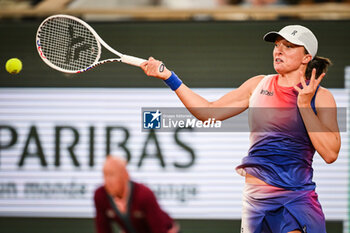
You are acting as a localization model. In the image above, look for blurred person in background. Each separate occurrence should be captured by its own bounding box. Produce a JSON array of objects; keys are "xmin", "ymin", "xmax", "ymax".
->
[
  {"xmin": 141, "ymin": 25, "xmax": 340, "ymax": 233},
  {"xmin": 94, "ymin": 156, "xmax": 180, "ymax": 233}
]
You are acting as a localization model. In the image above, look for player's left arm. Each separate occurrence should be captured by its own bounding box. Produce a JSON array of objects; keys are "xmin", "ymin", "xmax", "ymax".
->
[
  {"xmin": 309, "ymin": 87, "xmax": 340, "ymax": 163},
  {"xmin": 295, "ymin": 69, "xmax": 341, "ymax": 164}
]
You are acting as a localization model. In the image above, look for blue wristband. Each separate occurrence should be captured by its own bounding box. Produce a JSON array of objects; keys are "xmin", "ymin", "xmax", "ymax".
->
[{"xmin": 164, "ymin": 71, "xmax": 182, "ymax": 91}]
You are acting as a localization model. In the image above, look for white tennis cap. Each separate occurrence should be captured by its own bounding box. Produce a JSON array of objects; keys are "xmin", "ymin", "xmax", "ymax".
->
[{"xmin": 263, "ymin": 25, "xmax": 318, "ymax": 59}]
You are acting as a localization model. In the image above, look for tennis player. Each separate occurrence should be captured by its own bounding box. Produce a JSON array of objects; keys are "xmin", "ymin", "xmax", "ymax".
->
[
  {"xmin": 141, "ymin": 25, "xmax": 340, "ymax": 233},
  {"xmin": 94, "ymin": 156, "xmax": 180, "ymax": 233}
]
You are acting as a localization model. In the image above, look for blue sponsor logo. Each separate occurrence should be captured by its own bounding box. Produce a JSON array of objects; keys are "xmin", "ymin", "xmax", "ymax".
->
[{"xmin": 143, "ymin": 110, "xmax": 161, "ymax": 129}]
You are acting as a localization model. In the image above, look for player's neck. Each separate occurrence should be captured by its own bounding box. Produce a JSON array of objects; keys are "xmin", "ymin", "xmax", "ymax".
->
[
  {"xmin": 278, "ymin": 71, "xmax": 305, "ymax": 87},
  {"xmin": 278, "ymin": 65, "xmax": 307, "ymax": 87}
]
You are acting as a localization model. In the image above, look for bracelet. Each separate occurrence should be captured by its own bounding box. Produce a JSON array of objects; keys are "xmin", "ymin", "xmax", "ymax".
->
[{"xmin": 164, "ymin": 71, "xmax": 182, "ymax": 91}]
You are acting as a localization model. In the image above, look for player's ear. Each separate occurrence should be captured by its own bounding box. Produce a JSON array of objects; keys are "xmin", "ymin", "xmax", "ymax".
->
[{"xmin": 302, "ymin": 54, "xmax": 312, "ymax": 64}]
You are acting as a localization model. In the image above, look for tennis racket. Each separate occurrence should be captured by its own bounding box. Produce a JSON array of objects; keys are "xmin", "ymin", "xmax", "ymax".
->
[{"xmin": 36, "ymin": 14, "xmax": 147, "ymax": 73}]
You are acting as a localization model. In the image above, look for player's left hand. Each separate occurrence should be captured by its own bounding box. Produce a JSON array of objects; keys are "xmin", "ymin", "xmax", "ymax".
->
[{"xmin": 294, "ymin": 68, "xmax": 325, "ymax": 108}]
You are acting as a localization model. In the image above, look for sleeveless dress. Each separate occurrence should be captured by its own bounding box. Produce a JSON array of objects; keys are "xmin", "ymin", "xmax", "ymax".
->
[{"xmin": 236, "ymin": 75, "xmax": 326, "ymax": 233}]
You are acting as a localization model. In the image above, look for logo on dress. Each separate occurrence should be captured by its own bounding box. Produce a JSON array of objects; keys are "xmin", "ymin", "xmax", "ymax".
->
[{"xmin": 260, "ymin": 89, "xmax": 274, "ymax": 96}]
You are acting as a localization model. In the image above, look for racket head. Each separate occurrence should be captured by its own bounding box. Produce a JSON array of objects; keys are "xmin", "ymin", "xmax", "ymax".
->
[{"xmin": 36, "ymin": 14, "xmax": 101, "ymax": 73}]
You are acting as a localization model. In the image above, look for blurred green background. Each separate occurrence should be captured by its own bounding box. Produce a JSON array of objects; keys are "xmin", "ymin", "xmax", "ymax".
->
[{"xmin": 1, "ymin": 20, "xmax": 349, "ymax": 88}]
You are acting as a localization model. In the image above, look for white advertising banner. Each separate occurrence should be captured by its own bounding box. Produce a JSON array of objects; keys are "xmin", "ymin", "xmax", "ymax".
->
[{"xmin": 0, "ymin": 88, "xmax": 347, "ymax": 222}]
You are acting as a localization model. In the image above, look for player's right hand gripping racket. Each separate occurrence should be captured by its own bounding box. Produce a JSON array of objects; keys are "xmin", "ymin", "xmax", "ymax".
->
[{"xmin": 36, "ymin": 14, "xmax": 147, "ymax": 73}]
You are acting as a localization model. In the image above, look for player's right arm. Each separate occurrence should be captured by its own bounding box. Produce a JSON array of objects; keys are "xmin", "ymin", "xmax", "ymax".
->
[{"xmin": 141, "ymin": 57, "xmax": 263, "ymax": 121}]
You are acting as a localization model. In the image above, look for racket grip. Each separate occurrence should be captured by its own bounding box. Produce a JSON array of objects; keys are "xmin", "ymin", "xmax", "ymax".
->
[{"xmin": 121, "ymin": 55, "xmax": 147, "ymax": 67}]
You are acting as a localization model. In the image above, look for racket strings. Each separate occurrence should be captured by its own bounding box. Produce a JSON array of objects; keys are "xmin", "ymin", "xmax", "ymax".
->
[{"xmin": 38, "ymin": 17, "xmax": 99, "ymax": 72}]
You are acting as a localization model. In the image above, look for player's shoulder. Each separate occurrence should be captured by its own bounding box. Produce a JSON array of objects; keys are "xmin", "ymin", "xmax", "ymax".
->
[
  {"xmin": 317, "ymin": 86, "xmax": 333, "ymax": 96},
  {"xmin": 240, "ymin": 74, "xmax": 269, "ymax": 94},
  {"xmin": 247, "ymin": 75, "xmax": 265, "ymax": 83},
  {"xmin": 244, "ymin": 75, "xmax": 268, "ymax": 87},
  {"xmin": 315, "ymin": 86, "xmax": 337, "ymax": 107}
]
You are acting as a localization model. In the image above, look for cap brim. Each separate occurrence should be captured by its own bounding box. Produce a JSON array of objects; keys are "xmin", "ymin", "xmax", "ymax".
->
[
  {"xmin": 263, "ymin": 31, "xmax": 305, "ymax": 47},
  {"xmin": 263, "ymin": 31, "xmax": 279, "ymax": 42}
]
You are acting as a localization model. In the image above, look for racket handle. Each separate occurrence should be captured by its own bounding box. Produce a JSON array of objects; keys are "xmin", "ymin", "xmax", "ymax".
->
[{"xmin": 121, "ymin": 55, "xmax": 147, "ymax": 67}]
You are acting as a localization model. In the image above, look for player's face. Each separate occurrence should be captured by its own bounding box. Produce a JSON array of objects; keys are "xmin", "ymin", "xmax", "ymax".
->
[
  {"xmin": 103, "ymin": 166, "xmax": 125, "ymax": 198},
  {"xmin": 273, "ymin": 37, "xmax": 310, "ymax": 75}
]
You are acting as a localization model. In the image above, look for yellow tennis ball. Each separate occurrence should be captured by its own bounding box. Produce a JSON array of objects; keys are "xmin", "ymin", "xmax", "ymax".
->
[{"xmin": 6, "ymin": 58, "xmax": 22, "ymax": 74}]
